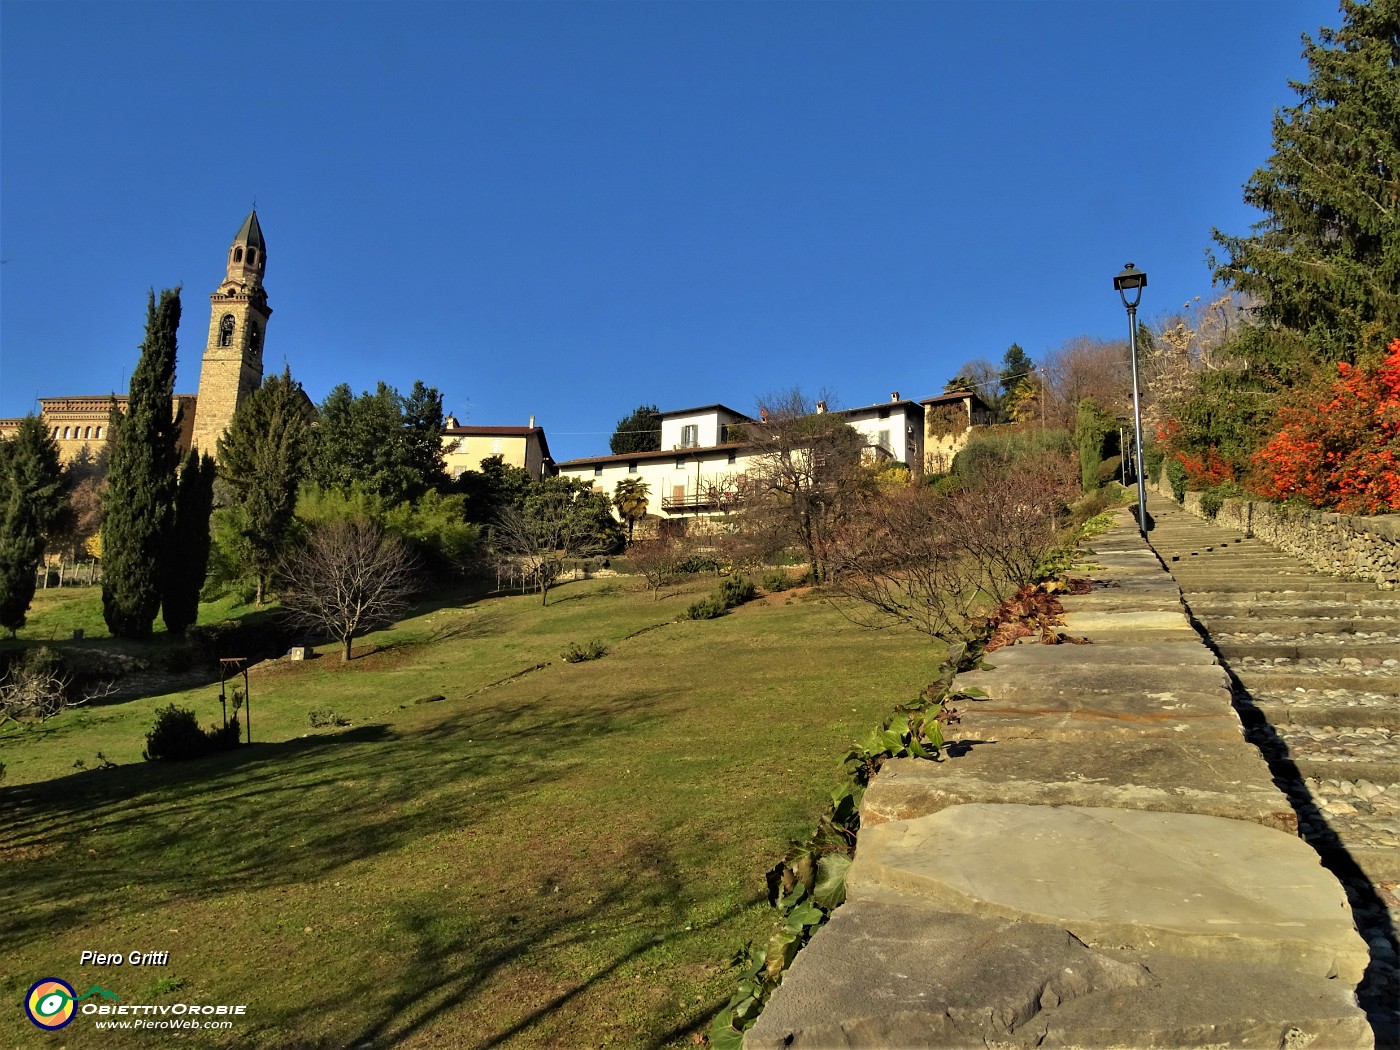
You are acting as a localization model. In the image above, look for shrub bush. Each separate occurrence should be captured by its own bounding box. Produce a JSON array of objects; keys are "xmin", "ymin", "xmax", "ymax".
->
[
  {"xmin": 1252, "ymin": 339, "xmax": 1400, "ymax": 513},
  {"xmin": 1199, "ymin": 481, "xmax": 1245, "ymax": 520},
  {"xmin": 719, "ymin": 576, "xmax": 756, "ymax": 607},
  {"xmin": 307, "ymin": 708, "xmax": 350, "ymax": 728},
  {"xmin": 759, "ymin": 570, "xmax": 791, "ymax": 593},
  {"xmin": 684, "ymin": 595, "xmax": 729, "ymax": 620},
  {"xmin": 1164, "ymin": 457, "xmax": 1188, "ymax": 503},
  {"xmin": 675, "ymin": 554, "xmax": 720, "ymax": 575},
  {"xmin": 143, "ymin": 705, "xmax": 240, "ymax": 761},
  {"xmin": 185, "ymin": 617, "xmax": 292, "ymax": 666},
  {"xmin": 561, "ymin": 639, "xmax": 608, "ymax": 663},
  {"xmin": 1144, "ymin": 445, "xmax": 1166, "ymax": 486}
]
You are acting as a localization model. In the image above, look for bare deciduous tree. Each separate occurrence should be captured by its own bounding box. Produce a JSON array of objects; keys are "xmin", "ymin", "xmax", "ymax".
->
[
  {"xmin": 0, "ymin": 650, "xmax": 114, "ymax": 728},
  {"xmin": 490, "ymin": 478, "xmax": 619, "ymax": 605},
  {"xmin": 1039, "ymin": 336, "xmax": 1132, "ymax": 430},
  {"xmin": 277, "ymin": 520, "xmax": 419, "ymax": 662},
  {"xmin": 625, "ymin": 535, "xmax": 689, "ymax": 599},
  {"xmin": 827, "ymin": 452, "xmax": 1076, "ymax": 645},
  {"xmin": 739, "ymin": 392, "xmax": 872, "ymax": 583}
]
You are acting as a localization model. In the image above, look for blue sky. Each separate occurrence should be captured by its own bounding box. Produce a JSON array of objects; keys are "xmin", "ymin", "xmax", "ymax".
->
[{"xmin": 2, "ymin": 0, "xmax": 1337, "ymax": 462}]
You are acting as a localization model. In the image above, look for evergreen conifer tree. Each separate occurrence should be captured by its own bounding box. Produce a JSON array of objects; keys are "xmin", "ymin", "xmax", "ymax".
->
[
  {"xmin": 217, "ymin": 367, "xmax": 313, "ymax": 604},
  {"xmin": 1210, "ymin": 0, "xmax": 1400, "ymax": 363},
  {"xmin": 0, "ymin": 416, "xmax": 69, "ymax": 636},
  {"xmin": 609, "ymin": 404, "xmax": 662, "ymax": 454},
  {"xmin": 102, "ymin": 288, "xmax": 183, "ymax": 638},
  {"xmin": 402, "ymin": 380, "xmax": 449, "ymax": 498},
  {"xmin": 161, "ymin": 449, "xmax": 216, "ymax": 636}
]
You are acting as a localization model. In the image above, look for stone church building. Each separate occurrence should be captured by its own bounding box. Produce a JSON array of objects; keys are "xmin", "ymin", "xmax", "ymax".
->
[{"xmin": 0, "ymin": 210, "xmax": 271, "ymax": 464}]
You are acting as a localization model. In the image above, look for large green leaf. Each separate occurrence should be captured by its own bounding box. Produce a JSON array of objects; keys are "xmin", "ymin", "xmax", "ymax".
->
[{"xmin": 812, "ymin": 853, "xmax": 851, "ymax": 910}]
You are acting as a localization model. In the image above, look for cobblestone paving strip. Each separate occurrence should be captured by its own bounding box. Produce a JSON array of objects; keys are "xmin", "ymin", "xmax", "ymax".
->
[{"xmin": 1146, "ymin": 494, "xmax": 1400, "ymax": 1047}]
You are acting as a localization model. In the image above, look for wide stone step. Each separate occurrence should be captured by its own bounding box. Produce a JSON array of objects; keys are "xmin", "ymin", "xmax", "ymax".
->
[
  {"xmin": 1289, "ymin": 758, "xmax": 1400, "ymax": 787},
  {"xmin": 1192, "ymin": 616, "xmax": 1400, "ymax": 637},
  {"xmin": 1237, "ymin": 670, "xmax": 1400, "ymax": 697},
  {"xmin": 1214, "ymin": 639, "xmax": 1400, "ymax": 661},
  {"xmin": 1186, "ymin": 600, "xmax": 1400, "ymax": 620},
  {"xmin": 1164, "ymin": 577, "xmax": 1382, "ymax": 597},
  {"xmin": 1249, "ymin": 698, "xmax": 1400, "ymax": 730},
  {"xmin": 849, "ymin": 805, "xmax": 1369, "ymax": 983}
]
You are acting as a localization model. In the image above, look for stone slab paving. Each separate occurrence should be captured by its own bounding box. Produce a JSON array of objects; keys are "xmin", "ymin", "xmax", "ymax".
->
[
  {"xmin": 1145, "ymin": 493, "xmax": 1400, "ymax": 1046},
  {"xmin": 745, "ymin": 901, "xmax": 1371, "ymax": 1050},
  {"xmin": 850, "ymin": 804, "xmax": 1366, "ymax": 982},
  {"xmin": 748, "ymin": 508, "xmax": 1378, "ymax": 1049},
  {"xmin": 863, "ymin": 738, "xmax": 1298, "ymax": 833}
]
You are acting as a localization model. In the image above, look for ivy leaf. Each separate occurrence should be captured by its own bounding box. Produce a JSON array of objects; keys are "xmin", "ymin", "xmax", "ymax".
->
[
  {"xmin": 812, "ymin": 853, "xmax": 851, "ymax": 910},
  {"xmin": 785, "ymin": 901, "xmax": 823, "ymax": 933},
  {"xmin": 709, "ymin": 1023, "xmax": 746, "ymax": 1050}
]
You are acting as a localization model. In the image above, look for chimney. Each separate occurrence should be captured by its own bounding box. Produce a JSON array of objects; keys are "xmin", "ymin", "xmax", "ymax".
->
[
  {"xmin": 891, "ymin": 391, "xmax": 900, "ymax": 402},
  {"xmin": 816, "ymin": 400, "xmax": 827, "ymax": 414},
  {"xmin": 528, "ymin": 415, "xmax": 535, "ymax": 429},
  {"xmin": 445, "ymin": 415, "xmax": 459, "ymax": 429}
]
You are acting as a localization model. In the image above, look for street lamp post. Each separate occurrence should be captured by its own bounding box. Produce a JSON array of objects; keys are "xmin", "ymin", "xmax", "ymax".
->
[{"xmin": 1114, "ymin": 263, "xmax": 1149, "ymax": 536}]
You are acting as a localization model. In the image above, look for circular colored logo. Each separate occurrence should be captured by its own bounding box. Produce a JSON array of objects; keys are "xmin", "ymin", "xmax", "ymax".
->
[{"xmin": 25, "ymin": 979, "xmax": 76, "ymax": 1030}]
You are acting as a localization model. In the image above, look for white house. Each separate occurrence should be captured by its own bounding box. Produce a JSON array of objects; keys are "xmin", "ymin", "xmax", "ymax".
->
[
  {"xmin": 555, "ymin": 404, "xmax": 757, "ymax": 529},
  {"xmin": 836, "ymin": 393, "xmax": 925, "ymax": 475}
]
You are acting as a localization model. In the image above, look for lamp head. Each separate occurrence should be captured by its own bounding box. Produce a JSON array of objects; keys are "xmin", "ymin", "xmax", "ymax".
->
[{"xmin": 1114, "ymin": 262, "xmax": 1147, "ymax": 308}]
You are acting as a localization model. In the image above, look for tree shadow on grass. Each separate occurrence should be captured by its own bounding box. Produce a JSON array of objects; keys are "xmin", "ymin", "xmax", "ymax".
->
[
  {"xmin": 250, "ymin": 834, "xmax": 759, "ymax": 1050},
  {"xmin": 0, "ymin": 694, "xmax": 667, "ymax": 957}
]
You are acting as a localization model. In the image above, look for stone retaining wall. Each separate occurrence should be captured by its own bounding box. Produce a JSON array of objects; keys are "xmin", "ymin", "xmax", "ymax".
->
[{"xmin": 1148, "ymin": 478, "xmax": 1400, "ymax": 588}]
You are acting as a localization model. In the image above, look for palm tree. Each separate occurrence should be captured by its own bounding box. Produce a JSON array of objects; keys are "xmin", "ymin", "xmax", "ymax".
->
[{"xmin": 612, "ymin": 478, "xmax": 650, "ymax": 545}]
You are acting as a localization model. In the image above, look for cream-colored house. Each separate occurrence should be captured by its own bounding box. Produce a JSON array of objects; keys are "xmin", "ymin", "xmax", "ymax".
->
[{"xmin": 442, "ymin": 418, "xmax": 554, "ymax": 480}]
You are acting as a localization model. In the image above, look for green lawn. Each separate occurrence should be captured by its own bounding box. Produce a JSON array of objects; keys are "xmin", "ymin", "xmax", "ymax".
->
[{"xmin": 0, "ymin": 575, "xmax": 938, "ymax": 1048}]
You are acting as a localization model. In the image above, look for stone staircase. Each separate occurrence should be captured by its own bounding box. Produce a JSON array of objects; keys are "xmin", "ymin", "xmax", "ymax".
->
[
  {"xmin": 1145, "ymin": 494, "xmax": 1400, "ymax": 1043},
  {"xmin": 747, "ymin": 507, "xmax": 1382, "ymax": 1049}
]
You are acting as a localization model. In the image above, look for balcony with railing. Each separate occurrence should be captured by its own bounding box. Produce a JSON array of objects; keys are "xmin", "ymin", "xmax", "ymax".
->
[{"xmin": 660, "ymin": 488, "xmax": 745, "ymax": 513}]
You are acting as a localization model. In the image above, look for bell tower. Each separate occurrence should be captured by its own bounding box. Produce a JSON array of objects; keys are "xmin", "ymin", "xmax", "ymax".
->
[{"xmin": 191, "ymin": 210, "xmax": 271, "ymax": 458}]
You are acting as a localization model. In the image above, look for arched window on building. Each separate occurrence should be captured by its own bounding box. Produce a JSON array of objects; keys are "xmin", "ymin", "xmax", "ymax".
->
[
  {"xmin": 84, "ymin": 426, "xmax": 92, "ymax": 439},
  {"xmin": 95, "ymin": 426, "xmax": 103, "ymax": 440},
  {"xmin": 62, "ymin": 426, "xmax": 70, "ymax": 439},
  {"xmin": 247, "ymin": 248, "xmax": 257, "ymax": 267},
  {"xmin": 233, "ymin": 247, "xmax": 243, "ymax": 263},
  {"xmin": 219, "ymin": 314, "xmax": 235, "ymax": 347}
]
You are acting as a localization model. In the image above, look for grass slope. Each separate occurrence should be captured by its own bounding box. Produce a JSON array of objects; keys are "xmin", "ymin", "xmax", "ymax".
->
[{"xmin": 1, "ymin": 576, "xmax": 936, "ymax": 1048}]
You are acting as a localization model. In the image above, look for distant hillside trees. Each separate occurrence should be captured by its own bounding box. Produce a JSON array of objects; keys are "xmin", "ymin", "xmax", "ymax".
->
[
  {"xmin": 102, "ymin": 289, "xmax": 184, "ymax": 639},
  {"xmin": 309, "ymin": 380, "xmax": 449, "ymax": 504},
  {"xmin": 0, "ymin": 417, "xmax": 70, "ymax": 636}
]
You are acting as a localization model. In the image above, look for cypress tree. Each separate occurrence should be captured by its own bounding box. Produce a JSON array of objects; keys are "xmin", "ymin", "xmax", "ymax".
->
[
  {"xmin": 102, "ymin": 288, "xmax": 183, "ymax": 638},
  {"xmin": 161, "ymin": 449, "xmax": 216, "ymax": 636},
  {"xmin": 217, "ymin": 367, "xmax": 313, "ymax": 604},
  {"xmin": 0, "ymin": 416, "xmax": 69, "ymax": 636}
]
